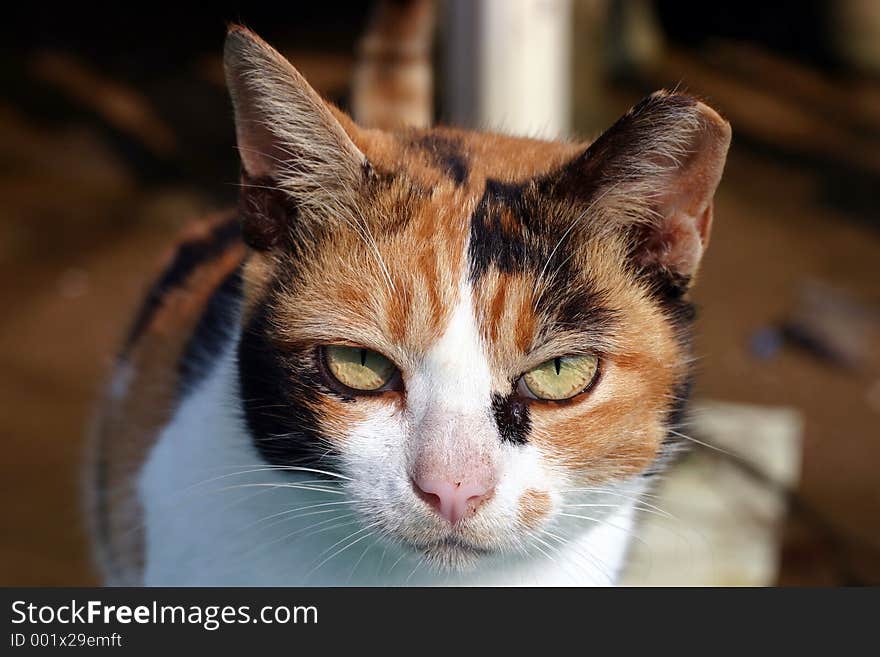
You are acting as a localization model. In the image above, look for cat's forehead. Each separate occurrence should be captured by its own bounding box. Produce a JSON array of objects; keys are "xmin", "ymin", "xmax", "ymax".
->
[
  {"xmin": 351, "ymin": 124, "xmax": 586, "ymax": 189},
  {"xmin": 260, "ymin": 132, "xmax": 637, "ymax": 378}
]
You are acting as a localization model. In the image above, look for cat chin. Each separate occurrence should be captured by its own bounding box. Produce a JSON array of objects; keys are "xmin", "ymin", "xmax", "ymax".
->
[{"xmin": 412, "ymin": 537, "xmax": 490, "ymax": 573}]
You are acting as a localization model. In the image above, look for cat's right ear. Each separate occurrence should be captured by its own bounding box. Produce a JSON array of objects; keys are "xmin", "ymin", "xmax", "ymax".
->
[
  {"xmin": 224, "ymin": 25, "xmax": 367, "ymax": 249},
  {"xmin": 545, "ymin": 91, "xmax": 730, "ymax": 286}
]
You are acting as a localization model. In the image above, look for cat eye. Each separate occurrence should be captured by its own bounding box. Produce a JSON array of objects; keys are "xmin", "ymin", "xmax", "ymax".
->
[
  {"xmin": 322, "ymin": 345, "xmax": 398, "ymax": 392},
  {"xmin": 518, "ymin": 354, "xmax": 600, "ymax": 401}
]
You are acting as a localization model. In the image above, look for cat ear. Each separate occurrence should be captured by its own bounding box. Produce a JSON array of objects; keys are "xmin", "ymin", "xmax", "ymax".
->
[
  {"xmin": 552, "ymin": 91, "xmax": 731, "ymax": 282},
  {"xmin": 223, "ymin": 25, "xmax": 367, "ymax": 248}
]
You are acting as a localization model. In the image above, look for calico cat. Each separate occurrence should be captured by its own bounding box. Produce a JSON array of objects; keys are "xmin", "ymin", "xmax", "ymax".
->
[{"xmin": 89, "ymin": 23, "xmax": 730, "ymax": 585}]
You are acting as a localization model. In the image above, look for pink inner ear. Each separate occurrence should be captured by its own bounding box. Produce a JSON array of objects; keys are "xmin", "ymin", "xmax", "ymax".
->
[
  {"xmin": 236, "ymin": 121, "xmax": 281, "ymax": 179},
  {"xmin": 224, "ymin": 26, "xmax": 366, "ymax": 183},
  {"xmin": 636, "ymin": 98, "xmax": 730, "ymax": 279},
  {"xmin": 649, "ymin": 203, "xmax": 713, "ymax": 277},
  {"xmin": 643, "ymin": 107, "xmax": 728, "ymax": 278}
]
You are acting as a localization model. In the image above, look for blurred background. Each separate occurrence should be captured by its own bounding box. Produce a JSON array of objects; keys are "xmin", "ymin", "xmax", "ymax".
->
[{"xmin": 1, "ymin": 1, "xmax": 878, "ymax": 585}]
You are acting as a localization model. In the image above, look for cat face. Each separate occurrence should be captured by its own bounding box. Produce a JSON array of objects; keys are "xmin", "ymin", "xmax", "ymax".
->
[{"xmin": 225, "ymin": 27, "xmax": 730, "ymax": 571}]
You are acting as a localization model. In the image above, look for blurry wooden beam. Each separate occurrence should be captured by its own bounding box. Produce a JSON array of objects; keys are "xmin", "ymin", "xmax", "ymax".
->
[
  {"xmin": 832, "ymin": 0, "xmax": 880, "ymax": 76},
  {"xmin": 352, "ymin": 0, "xmax": 436, "ymax": 129},
  {"xmin": 443, "ymin": 0, "xmax": 572, "ymax": 139},
  {"xmin": 706, "ymin": 41, "xmax": 880, "ymax": 140},
  {"xmin": 31, "ymin": 51, "xmax": 176, "ymax": 157},
  {"xmin": 604, "ymin": 0, "xmax": 663, "ymax": 82},
  {"xmin": 647, "ymin": 44, "xmax": 880, "ymax": 179}
]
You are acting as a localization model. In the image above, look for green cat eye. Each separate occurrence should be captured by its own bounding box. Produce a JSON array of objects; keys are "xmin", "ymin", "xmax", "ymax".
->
[
  {"xmin": 521, "ymin": 354, "xmax": 600, "ymax": 401},
  {"xmin": 323, "ymin": 345, "xmax": 396, "ymax": 392}
]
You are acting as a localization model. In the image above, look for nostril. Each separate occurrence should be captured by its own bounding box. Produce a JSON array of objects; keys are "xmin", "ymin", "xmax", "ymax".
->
[
  {"xmin": 466, "ymin": 488, "xmax": 495, "ymax": 514},
  {"xmin": 411, "ymin": 478, "xmax": 443, "ymax": 511}
]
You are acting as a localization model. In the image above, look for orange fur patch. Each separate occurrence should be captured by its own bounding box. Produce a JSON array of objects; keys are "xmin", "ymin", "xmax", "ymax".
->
[
  {"xmin": 526, "ymin": 245, "xmax": 686, "ymax": 481},
  {"xmin": 518, "ymin": 489, "xmax": 552, "ymax": 530}
]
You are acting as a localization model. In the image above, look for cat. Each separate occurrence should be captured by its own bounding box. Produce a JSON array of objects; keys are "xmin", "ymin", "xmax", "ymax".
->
[{"xmin": 88, "ymin": 21, "xmax": 730, "ymax": 586}]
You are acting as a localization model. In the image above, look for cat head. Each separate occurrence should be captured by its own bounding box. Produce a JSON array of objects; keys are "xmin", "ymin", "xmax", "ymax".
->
[{"xmin": 225, "ymin": 26, "xmax": 730, "ymax": 571}]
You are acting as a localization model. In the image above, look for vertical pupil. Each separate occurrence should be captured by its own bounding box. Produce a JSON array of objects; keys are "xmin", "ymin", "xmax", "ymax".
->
[
  {"xmin": 554, "ymin": 357, "xmax": 561, "ymax": 375},
  {"xmin": 360, "ymin": 348, "xmax": 367, "ymax": 367}
]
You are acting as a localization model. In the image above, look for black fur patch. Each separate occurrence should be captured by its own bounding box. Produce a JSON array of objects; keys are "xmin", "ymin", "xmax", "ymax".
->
[
  {"xmin": 469, "ymin": 179, "xmax": 617, "ymax": 336},
  {"xmin": 411, "ymin": 134, "xmax": 469, "ymax": 185},
  {"xmin": 664, "ymin": 376, "xmax": 693, "ymax": 441},
  {"xmin": 640, "ymin": 375, "xmax": 695, "ymax": 480},
  {"xmin": 647, "ymin": 292, "xmax": 697, "ymax": 475},
  {"xmin": 178, "ymin": 267, "xmax": 243, "ymax": 396},
  {"xmin": 237, "ymin": 298, "xmax": 338, "ymax": 469},
  {"xmin": 238, "ymin": 173, "xmax": 300, "ymax": 251},
  {"xmin": 536, "ymin": 276, "xmax": 619, "ymax": 337},
  {"xmin": 467, "ymin": 179, "xmax": 546, "ymax": 281},
  {"xmin": 122, "ymin": 215, "xmax": 241, "ymax": 355},
  {"xmin": 491, "ymin": 392, "xmax": 531, "ymax": 445}
]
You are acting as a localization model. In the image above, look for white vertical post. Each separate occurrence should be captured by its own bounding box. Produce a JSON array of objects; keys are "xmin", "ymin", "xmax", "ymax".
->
[{"xmin": 444, "ymin": 0, "xmax": 572, "ymax": 140}]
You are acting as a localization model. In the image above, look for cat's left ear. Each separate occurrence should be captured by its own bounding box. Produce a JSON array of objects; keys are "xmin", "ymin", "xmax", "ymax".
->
[
  {"xmin": 224, "ymin": 25, "xmax": 367, "ymax": 249},
  {"xmin": 550, "ymin": 91, "xmax": 731, "ymax": 283}
]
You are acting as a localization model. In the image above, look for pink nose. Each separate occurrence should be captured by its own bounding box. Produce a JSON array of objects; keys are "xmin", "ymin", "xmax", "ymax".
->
[{"xmin": 412, "ymin": 477, "xmax": 495, "ymax": 525}]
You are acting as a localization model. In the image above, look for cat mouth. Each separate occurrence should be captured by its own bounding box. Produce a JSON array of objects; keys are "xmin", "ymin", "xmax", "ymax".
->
[{"xmin": 413, "ymin": 536, "xmax": 490, "ymax": 571}]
